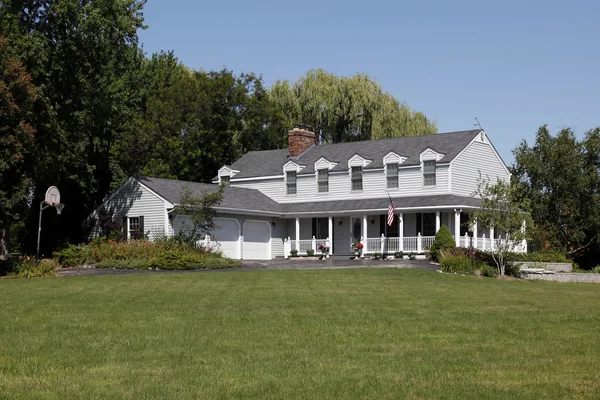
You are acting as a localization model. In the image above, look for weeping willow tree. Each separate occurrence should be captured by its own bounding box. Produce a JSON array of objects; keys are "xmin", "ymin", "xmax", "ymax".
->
[{"xmin": 269, "ymin": 69, "xmax": 437, "ymax": 143}]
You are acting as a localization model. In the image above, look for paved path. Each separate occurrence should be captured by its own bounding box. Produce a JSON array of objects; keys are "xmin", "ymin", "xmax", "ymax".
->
[{"xmin": 57, "ymin": 259, "xmax": 437, "ymax": 277}]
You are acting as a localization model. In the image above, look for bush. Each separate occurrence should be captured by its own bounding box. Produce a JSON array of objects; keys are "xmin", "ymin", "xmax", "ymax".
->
[
  {"xmin": 394, "ymin": 251, "xmax": 404, "ymax": 259},
  {"xmin": 592, "ymin": 266, "xmax": 600, "ymax": 274},
  {"xmin": 54, "ymin": 245, "xmax": 92, "ymax": 267},
  {"xmin": 290, "ymin": 249, "xmax": 298, "ymax": 257},
  {"xmin": 478, "ymin": 264, "xmax": 499, "ymax": 277},
  {"xmin": 15, "ymin": 257, "xmax": 57, "ymax": 278},
  {"xmin": 306, "ymin": 249, "xmax": 315, "ymax": 256},
  {"xmin": 372, "ymin": 252, "xmax": 382, "ymax": 260},
  {"xmin": 430, "ymin": 225, "xmax": 456, "ymax": 261},
  {"xmin": 440, "ymin": 255, "xmax": 476, "ymax": 274}
]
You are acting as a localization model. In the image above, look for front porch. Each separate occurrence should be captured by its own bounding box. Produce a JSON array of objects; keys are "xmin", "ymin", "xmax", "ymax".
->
[{"xmin": 283, "ymin": 210, "xmax": 527, "ymax": 258}]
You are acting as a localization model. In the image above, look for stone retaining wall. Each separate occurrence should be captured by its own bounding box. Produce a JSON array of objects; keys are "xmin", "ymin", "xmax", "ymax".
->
[
  {"xmin": 521, "ymin": 273, "xmax": 600, "ymax": 283},
  {"xmin": 510, "ymin": 261, "xmax": 572, "ymax": 272}
]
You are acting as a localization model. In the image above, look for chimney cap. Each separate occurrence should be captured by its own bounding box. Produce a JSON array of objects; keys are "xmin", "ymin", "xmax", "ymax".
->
[{"xmin": 293, "ymin": 123, "xmax": 314, "ymax": 132}]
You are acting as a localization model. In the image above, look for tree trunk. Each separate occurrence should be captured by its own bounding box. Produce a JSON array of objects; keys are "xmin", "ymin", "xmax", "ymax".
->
[{"xmin": 0, "ymin": 226, "xmax": 10, "ymax": 260}]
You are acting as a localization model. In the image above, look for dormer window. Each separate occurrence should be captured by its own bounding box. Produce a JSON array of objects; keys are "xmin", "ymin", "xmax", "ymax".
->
[
  {"xmin": 220, "ymin": 176, "xmax": 230, "ymax": 186},
  {"xmin": 423, "ymin": 160, "xmax": 436, "ymax": 186},
  {"xmin": 286, "ymin": 171, "xmax": 297, "ymax": 195},
  {"xmin": 351, "ymin": 166, "xmax": 363, "ymax": 191},
  {"xmin": 386, "ymin": 163, "xmax": 398, "ymax": 188},
  {"xmin": 317, "ymin": 169, "xmax": 328, "ymax": 193}
]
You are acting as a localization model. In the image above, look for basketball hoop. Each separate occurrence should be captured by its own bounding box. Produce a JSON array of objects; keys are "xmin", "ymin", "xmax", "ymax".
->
[{"xmin": 37, "ymin": 186, "xmax": 65, "ymax": 259}]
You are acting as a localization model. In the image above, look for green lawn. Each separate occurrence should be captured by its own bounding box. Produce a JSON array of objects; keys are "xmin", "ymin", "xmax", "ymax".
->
[{"xmin": 1, "ymin": 269, "xmax": 599, "ymax": 399}]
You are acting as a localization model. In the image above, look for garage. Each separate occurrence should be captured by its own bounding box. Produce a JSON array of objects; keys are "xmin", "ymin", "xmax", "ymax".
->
[
  {"xmin": 212, "ymin": 218, "xmax": 240, "ymax": 259},
  {"xmin": 243, "ymin": 220, "xmax": 271, "ymax": 260}
]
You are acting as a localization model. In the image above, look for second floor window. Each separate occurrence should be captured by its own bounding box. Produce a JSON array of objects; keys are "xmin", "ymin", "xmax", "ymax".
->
[
  {"xmin": 423, "ymin": 160, "xmax": 436, "ymax": 186},
  {"xmin": 317, "ymin": 169, "xmax": 328, "ymax": 193},
  {"xmin": 351, "ymin": 166, "xmax": 363, "ymax": 191},
  {"xmin": 386, "ymin": 163, "xmax": 398, "ymax": 188},
  {"xmin": 286, "ymin": 171, "xmax": 297, "ymax": 195},
  {"xmin": 220, "ymin": 176, "xmax": 230, "ymax": 186}
]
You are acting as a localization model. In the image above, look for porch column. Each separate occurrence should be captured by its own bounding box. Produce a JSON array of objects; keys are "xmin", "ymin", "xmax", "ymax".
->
[
  {"xmin": 399, "ymin": 213, "xmax": 404, "ymax": 252},
  {"xmin": 490, "ymin": 227, "xmax": 495, "ymax": 251},
  {"xmin": 295, "ymin": 217, "xmax": 300, "ymax": 252},
  {"xmin": 328, "ymin": 216, "xmax": 333, "ymax": 255},
  {"xmin": 435, "ymin": 211, "xmax": 440, "ymax": 233},
  {"xmin": 473, "ymin": 218, "xmax": 478, "ymax": 249},
  {"xmin": 362, "ymin": 214, "xmax": 368, "ymax": 254},
  {"xmin": 454, "ymin": 209, "xmax": 461, "ymax": 247}
]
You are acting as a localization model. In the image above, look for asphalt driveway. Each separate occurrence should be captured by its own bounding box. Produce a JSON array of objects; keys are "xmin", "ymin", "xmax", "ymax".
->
[{"xmin": 57, "ymin": 258, "xmax": 437, "ymax": 277}]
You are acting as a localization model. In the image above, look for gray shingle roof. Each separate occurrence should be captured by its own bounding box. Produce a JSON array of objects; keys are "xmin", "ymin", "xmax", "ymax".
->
[
  {"xmin": 229, "ymin": 129, "xmax": 482, "ymax": 178},
  {"xmin": 138, "ymin": 176, "xmax": 283, "ymax": 214},
  {"xmin": 281, "ymin": 195, "xmax": 481, "ymax": 215},
  {"xmin": 138, "ymin": 176, "xmax": 479, "ymax": 216}
]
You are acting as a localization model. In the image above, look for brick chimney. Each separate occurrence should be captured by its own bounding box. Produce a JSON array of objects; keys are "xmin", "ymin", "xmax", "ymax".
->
[{"xmin": 288, "ymin": 124, "xmax": 316, "ymax": 158}]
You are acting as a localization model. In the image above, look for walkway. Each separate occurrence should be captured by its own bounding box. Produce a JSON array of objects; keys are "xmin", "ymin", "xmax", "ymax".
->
[{"xmin": 57, "ymin": 258, "xmax": 437, "ymax": 277}]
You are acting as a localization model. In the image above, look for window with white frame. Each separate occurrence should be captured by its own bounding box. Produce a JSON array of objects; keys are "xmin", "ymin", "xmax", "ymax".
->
[
  {"xmin": 351, "ymin": 166, "xmax": 363, "ymax": 191},
  {"xmin": 317, "ymin": 169, "xmax": 328, "ymax": 193},
  {"xmin": 386, "ymin": 163, "xmax": 398, "ymax": 188},
  {"xmin": 423, "ymin": 160, "xmax": 436, "ymax": 186},
  {"xmin": 286, "ymin": 171, "xmax": 297, "ymax": 195},
  {"xmin": 220, "ymin": 175, "xmax": 230, "ymax": 186}
]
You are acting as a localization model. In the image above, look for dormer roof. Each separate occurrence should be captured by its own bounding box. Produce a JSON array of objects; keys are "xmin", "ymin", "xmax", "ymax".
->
[{"xmin": 226, "ymin": 129, "xmax": 484, "ymax": 179}]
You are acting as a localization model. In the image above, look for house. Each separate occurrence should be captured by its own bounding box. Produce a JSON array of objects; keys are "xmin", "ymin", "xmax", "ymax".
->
[{"xmin": 90, "ymin": 126, "xmax": 526, "ymax": 260}]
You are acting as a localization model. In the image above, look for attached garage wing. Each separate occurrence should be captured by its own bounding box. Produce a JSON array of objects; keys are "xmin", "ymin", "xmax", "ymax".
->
[
  {"xmin": 212, "ymin": 218, "xmax": 240, "ymax": 259},
  {"xmin": 243, "ymin": 220, "xmax": 271, "ymax": 260}
]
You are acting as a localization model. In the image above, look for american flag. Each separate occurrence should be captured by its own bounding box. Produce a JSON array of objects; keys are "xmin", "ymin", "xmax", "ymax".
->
[{"xmin": 387, "ymin": 194, "xmax": 396, "ymax": 226}]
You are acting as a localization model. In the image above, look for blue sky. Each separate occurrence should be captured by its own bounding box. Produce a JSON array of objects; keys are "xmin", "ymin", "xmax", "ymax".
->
[{"xmin": 138, "ymin": 0, "xmax": 599, "ymax": 165}]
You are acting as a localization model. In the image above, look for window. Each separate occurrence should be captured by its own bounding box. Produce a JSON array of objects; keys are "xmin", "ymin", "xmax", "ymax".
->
[
  {"xmin": 351, "ymin": 166, "xmax": 363, "ymax": 191},
  {"xmin": 220, "ymin": 176, "xmax": 230, "ymax": 186},
  {"xmin": 312, "ymin": 217, "xmax": 329, "ymax": 239},
  {"xmin": 317, "ymin": 169, "xmax": 328, "ymax": 193},
  {"xmin": 422, "ymin": 213, "xmax": 436, "ymax": 236},
  {"xmin": 128, "ymin": 216, "xmax": 144, "ymax": 239},
  {"xmin": 386, "ymin": 163, "xmax": 398, "ymax": 188},
  {"xmin": 286, "ymin": 171, "xmax": 297, "ymax": 195},
  {"xmin": 423, "ymin": 160, "xmax": 436, "ymax": 186}
]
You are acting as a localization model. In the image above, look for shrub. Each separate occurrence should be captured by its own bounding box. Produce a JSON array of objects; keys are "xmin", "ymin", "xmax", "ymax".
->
[
  {"xmin": 440, "ymin": 255, "xmax": 475, "ymax": 274},
  {"xmin": 409, "ymin": 252, "xmax": 417, "ymax": 260},
  {"xmin": 478, "ymin": 264, "xmax": 499, "ymax": 277},
  {"xmin": 54, "ymin": 245, "xmax": 92, "ymax": 267},
  {"xmin": 394, "ymin": 251, "xmax": 404, "ymax": 259},
  {"xmin": 306, "ymin": 249, "xmax": 315, "ymax": 256},
  {"xmin": 430, "ymin": 225, "xmax": 456, "ymax": 261},
  {"xmin": 290, "ymin": 249, "xmax": 298, "ymax": 257},
  {"xmin": 372, "ymin": 252, "xmax": 382, "ymax": 260},
  {"xmin": 592, "ymin": 266, "xmax": 600, "ymax": 274},
  {"xmin": 15, "ymin": 257, "xmax": 57, "ymax": 278}
]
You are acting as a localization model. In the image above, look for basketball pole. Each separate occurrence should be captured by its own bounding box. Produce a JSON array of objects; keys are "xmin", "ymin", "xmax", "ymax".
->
[{"xmin": 37, "ymin": 201, "xmax": 50, "ymax": 259}]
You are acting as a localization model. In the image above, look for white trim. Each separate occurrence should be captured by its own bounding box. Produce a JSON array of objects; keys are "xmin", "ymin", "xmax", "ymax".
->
[
  {"xmin": 243, "ymin": 219, "xmax": 272, "ymax": 260},
  {"xmin": 348, "ymin": 154, "xmax": 372, "ymax": 167},
  {"xmin": 230, "ymin": 175, "xmax": 284, "ymax": 183},
  {"xmin": 164, "ymin": 200, "xmax": 170, "ymax": 237},
  {"xmin": 213, "ymin": 217, "xmax": 241, "ymax": 259},
  {"xmin": 419, "ymin": 147, "xmax": 445, "ymax": 162},
  {"xmin": 283, "ymin": 160, "xmax": 305, "ymax": 173},
  {"xmin": 383, "ymin": 151, "xmax": 407, "ymax": 165},
  {"xmin": 218, "ymin": 166, "xmax": 240, "ymax": 177},
  {"xmin": 450, "ymin": 130, "xmax": 511, "ymax": 177},
  {"xmin": 215, "ymin": 207, "xmax": 282, "ymax": 217},
  {"xmin": 314, "ymin": 156, "xmax": 338, "ymax": 171}
]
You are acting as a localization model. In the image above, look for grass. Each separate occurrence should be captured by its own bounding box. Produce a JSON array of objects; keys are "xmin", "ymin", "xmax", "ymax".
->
[{"xmin": 1, "ymin": 269, "xmax": 599, "ymax": 399}]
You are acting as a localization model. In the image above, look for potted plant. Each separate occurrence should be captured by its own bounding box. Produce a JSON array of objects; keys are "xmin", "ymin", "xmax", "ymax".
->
[
  {"xmin": 317, "ymin": 243, "xmax": 330, "ymax": 260},
  {"xmin": 409, "ymin": 252, "xmax": 416, "ymax": 260},
  {"xmin": 351, "ymin": 241, "xmax": 364, "ymax": 258},
  {"xmin": 394, "ymin": 251, "xmax": 404, "ymax": 259},
  {"xmin": 290, "ymin": 249, "xmax": 298, "ymax": 258}
]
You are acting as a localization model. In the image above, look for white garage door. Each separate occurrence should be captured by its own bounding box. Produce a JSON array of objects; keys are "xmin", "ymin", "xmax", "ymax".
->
[
  {"xmin": 243, "ymin": 220, "xmax": 271, "ymax": 260},
  {"xmin": 212, "ymin": 218, "xmax": 240, "ymax": 259}
]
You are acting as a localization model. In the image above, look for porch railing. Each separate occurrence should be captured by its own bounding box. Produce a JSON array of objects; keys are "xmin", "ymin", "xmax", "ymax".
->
[{"xmin": 286, "ymin": 236, "xmax": 331, "ymax": 258}]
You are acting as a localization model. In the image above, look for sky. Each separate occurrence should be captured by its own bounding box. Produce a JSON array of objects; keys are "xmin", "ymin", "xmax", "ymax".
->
[{"xmin": 138, "ymin": 0, "xmax": 599, "ymax": 166}]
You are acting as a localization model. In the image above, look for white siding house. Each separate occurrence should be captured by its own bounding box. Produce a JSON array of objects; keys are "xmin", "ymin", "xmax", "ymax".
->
[{"xmin": 91, "ymin": 128, "xmax": 525, "ymax": 260}]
